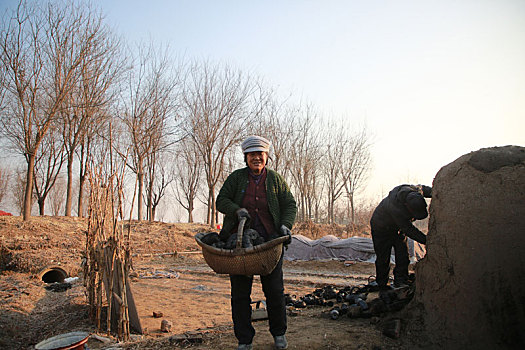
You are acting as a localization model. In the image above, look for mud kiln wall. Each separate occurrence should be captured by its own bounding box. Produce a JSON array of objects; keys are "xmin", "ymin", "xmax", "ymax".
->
[{"xmin": 414, "ymin": 146, "xmax": 525, "ymax": 349}]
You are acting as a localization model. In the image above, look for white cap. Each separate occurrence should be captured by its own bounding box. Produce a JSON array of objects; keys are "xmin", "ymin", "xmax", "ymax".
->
[{"xmin": 241, "ymin": 135, "xmax": 271, "ymax": 154}]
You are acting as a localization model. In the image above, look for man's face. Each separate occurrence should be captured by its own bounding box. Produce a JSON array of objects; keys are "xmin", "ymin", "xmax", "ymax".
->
[{"xmin": 246, "ymin": 151, "xmax": 267, "ymax": 175}]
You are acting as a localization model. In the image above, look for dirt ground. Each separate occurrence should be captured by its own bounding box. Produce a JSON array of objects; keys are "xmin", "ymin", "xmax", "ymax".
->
[{"xmin": 0, "ymin": 216, "xmax": 412, "ymax": 350}]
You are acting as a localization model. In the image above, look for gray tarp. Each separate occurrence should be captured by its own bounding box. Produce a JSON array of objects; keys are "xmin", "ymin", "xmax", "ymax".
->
[{"xmin": 283, "ymin": 234, "xmax": 426, "ymax": 263}]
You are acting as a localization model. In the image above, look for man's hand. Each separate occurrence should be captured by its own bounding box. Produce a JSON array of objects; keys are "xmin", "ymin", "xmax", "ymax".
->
[
  {"xmin": 236, "ymin": 208, "xmax": 251, "ymax": 221},
  {"xmin": 280, "ymin": 225, "xmax": 292, "ymax": 245}
]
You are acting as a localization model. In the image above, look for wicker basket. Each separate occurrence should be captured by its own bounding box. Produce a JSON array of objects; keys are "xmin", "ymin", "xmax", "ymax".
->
[{"xmin": 195, "ymin": 218, "xmax": 288, "ymax": 276}]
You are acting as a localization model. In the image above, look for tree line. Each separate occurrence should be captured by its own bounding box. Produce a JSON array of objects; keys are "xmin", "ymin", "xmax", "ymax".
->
[{"xmin": 0, "ymin": 0, "xmax": 372, "ymax": 227}]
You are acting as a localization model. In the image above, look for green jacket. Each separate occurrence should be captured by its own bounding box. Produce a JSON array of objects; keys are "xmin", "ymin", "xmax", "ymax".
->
[{"xmin": 216, "ymin": 167, "xmax": 297, "ymax": 239}]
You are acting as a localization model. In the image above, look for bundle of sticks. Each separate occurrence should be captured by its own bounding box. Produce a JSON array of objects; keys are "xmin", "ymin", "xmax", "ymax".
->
[{"xmin": 84, "ymin": 151, "xmax": 134, "ymax": 341}]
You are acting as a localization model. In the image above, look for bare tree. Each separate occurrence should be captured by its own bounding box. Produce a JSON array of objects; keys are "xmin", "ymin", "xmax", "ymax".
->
[
  {"xmin": 0, "ymin": 52, "xmax": 6, "ymax": 111},
  {"xmin": 144, "ymin": 150, "xmax": 174, "ymax": 221},
  {"xmin": 181, "ymin": 60, "xmax": 259, "ymax": 227},
  {"xmin": 11, "ymin": 171, "xmax": 25, "ymax": 216},
  {"xmin": 48, "ymin": 175, "xmax": 66, "ymax": 216},
  {"xmin": 322, "ymin": 119, "xmax": 349, "ymax": 224},
  {"xmin": 76, "ymin": 130, "xmax": 95, "ymax": 217},
  {"xmin": 342, "ymin": 126, "xmax": 372, "ymax": 225},
  {"xmin": 287, "ymin": 103, "xmax": 324, "ymax": 222},
  {"xmin": 0, "ymin": 166, "xmax": 10, "ymax": 206},
  {"xmin": 0, "ymin": 1, "xmax": 106, "ymax": 220},
  {"xmin": 74, "ymin": 107, "xmax": 113, "ymax": 218},
  {"xmin": 61, "ymin": 11, "xmax": 123, "ymax": 217},
  {"xmin": 121, "ymin": 43, "xmax": 180, "ymax": 221},
  {"xmin": 120, "ymin": 46, "xmax": 155, "ymax": 221},
  {"xmin": 172, "ymin": 138, "xmax": 201, "ymax": 223},
  {"xmin": 11, "ymin": 169, "xmax": 35, "ymax": 215},
  {"xmin": 33, "ymin": 128, "xmax": 66, "ymax": 215},
  {"xmin": 144, "ymin": 67, "xmax": 183, "ymax": 221}
]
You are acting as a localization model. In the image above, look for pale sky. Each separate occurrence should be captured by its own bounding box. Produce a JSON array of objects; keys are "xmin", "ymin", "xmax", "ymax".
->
[{"xmin": 2, "ymin": 0, "xmax": 524, "ymax": 205}]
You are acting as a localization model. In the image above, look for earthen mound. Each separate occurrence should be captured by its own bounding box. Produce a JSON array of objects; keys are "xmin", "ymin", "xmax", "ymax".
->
[{"xmin": 409, "ymin": 145, "xmax": 525, "ymax": 349}]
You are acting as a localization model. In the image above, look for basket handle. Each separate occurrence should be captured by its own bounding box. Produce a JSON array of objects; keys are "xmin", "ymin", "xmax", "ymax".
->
[{"xmin": 236, "ymin": 216, "xmax": 247, "ymax": 249}]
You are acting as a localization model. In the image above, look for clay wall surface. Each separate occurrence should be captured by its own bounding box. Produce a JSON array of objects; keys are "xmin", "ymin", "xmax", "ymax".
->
[{"xmin": 414, "ymin": 146, "xmax": 525, "ymax": 349}]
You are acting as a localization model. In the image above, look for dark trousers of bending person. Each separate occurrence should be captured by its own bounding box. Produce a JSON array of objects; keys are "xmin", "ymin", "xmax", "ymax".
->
[
  {"xmin": 371, "ymin": 229, "xmax": 410, "ymax": 288},
  {"xmin": 229, "ymin": 255, "xmax": 286, "ymax": 345}
]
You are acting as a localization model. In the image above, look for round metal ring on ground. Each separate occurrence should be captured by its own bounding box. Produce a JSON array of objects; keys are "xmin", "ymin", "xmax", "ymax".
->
[
  {"xmin": 38, "ymin": 265, "xmax": 69, "ymax": 283},
  {"xmin": 34, "ymin": 331, "xmax": 89, "ymax": 350}
]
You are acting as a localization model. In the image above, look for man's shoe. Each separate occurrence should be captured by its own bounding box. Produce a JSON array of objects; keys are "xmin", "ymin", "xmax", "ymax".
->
[
  {"xmin": 236, "ymin": 344, "xmax": 252, "ymax": 350},
  {"xmin": 274, "ymin": 335, "xmax": 288, "ymax": 349}
]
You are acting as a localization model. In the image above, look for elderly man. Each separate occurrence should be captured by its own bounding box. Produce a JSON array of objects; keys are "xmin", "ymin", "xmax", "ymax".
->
[
  {"xmin": 370, "ymin": 184, "xmax": 432, "ymax": 292},
  {"xmin": 216, "ymin": 135, "xmax": 297, "ymax": 350}
]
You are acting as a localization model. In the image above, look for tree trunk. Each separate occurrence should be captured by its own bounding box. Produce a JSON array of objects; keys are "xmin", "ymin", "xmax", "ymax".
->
[
  {"xmin": 307, "ymin": 196, "xmax": 312, "ymax": 221},
  {"xmin": 148, "ymin": 178, "xmax": 153, "ymax": 222},
  {"xmin": 64, "ymin": 153, "xmax": 74, "ymax": 216},
  {"xmin": 23, "ymin": 154, "xmax": 35, "ymax": 221},
  {"xmin": 300, "ymin": 195, "xmax": 306, "ymax": 222},
  {"xmin": 78, "ymin": 143, "xmax": 87, "ymax": 218},
  {"xmin": 209, "ymin": 187, "xmax": 216, "ymax": 227},
  {"xmin": 328, "ymin": 195, "xmax": 334, "ymax": 224},
  {"xmin": 188, "ymin": 201, "xmax": 194, "ymax": 223},
  {"xmin": 38, "ymin": 198, "xmax": 45, "ymax": 215},
  {"xmin": 78, "ymin": 172, "xmax": 85, "ymax": 218},
  {"xmin": 206, "ymin": 193, "xmax": 211, "ymax": 225},
  {"xmin": 350, "ymin": 194, "xmax": 355, "ymax": 224},
  {"xmin": 137, "ymin": 170, "xmax": 144, "ymax": 221}
]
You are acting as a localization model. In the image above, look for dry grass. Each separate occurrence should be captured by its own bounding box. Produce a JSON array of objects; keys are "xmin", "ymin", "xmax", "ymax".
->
[
  {"xmin": 293, "ymin": 220, "xmax": 371, "ymax": 240},
  {"xmin": 0, "ymin": 216, "xmax": 212, "ymax": 276}
]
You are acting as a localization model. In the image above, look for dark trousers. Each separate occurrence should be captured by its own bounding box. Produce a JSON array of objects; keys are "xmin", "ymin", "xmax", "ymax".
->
[
  {"xmin": 229, "ymin": 256, "xmax": 286, "ymax": 345},
  {"xmin": 371, "ymin": 229, "xmax": 410, "ymax": 288}
]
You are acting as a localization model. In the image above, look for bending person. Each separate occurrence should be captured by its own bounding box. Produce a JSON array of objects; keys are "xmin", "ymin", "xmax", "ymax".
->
[{"xmin": 370, "ymin": 184, "xmax": 432, "ymax": 292}]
